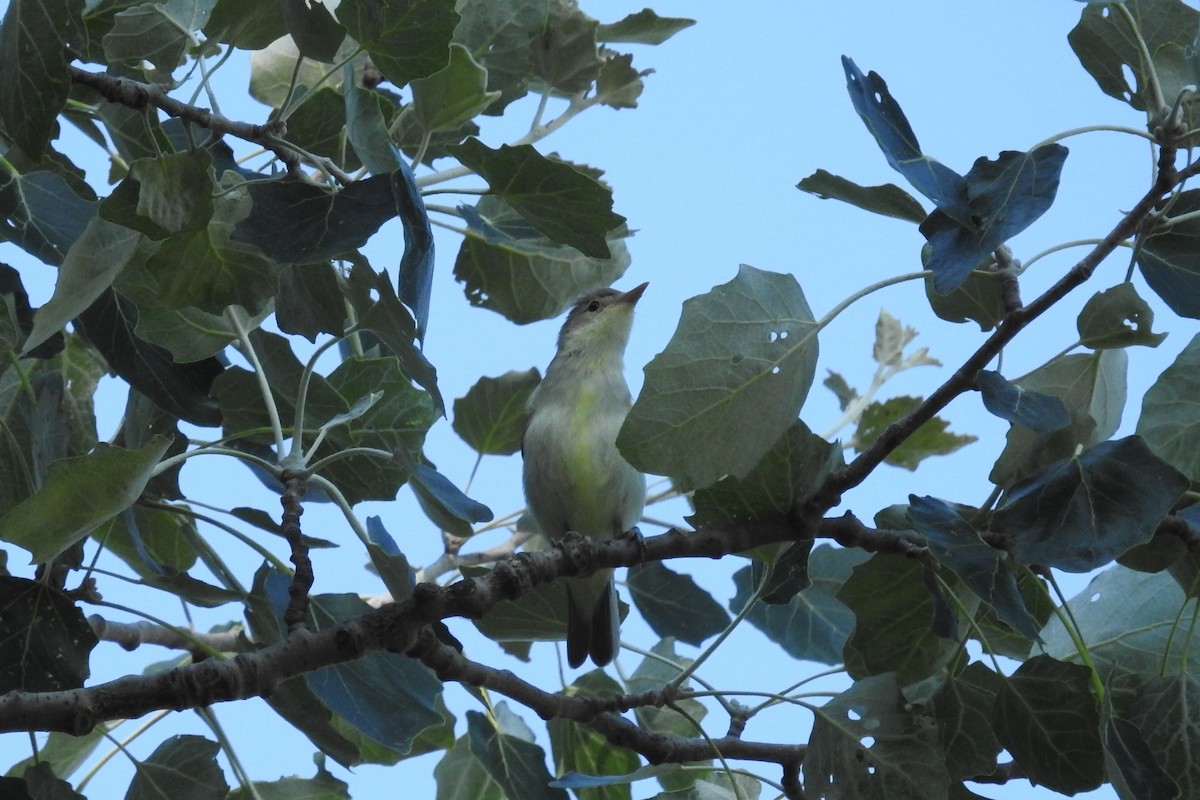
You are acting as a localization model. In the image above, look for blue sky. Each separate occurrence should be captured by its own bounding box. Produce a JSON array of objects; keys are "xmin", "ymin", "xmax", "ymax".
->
[{"xmin": 1, "ymin": 1, "xmax": 1179, "ymax": 797}]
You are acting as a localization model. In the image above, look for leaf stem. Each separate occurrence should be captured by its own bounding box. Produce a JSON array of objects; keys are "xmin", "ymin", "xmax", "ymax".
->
[{"xmin": 226, "ymin": 307, "xmax": 286, "ymax": 458}]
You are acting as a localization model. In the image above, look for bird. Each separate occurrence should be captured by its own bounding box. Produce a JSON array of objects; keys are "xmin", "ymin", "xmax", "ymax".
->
[{"xmin": 522, "ymin": 282, "xmax": 649, "ymax": 668}]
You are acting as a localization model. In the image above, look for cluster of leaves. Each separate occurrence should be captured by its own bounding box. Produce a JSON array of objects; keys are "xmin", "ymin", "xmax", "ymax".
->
[{"xmin": 5, "ymin": 0, "xmax": 1200, "ymax": 799}]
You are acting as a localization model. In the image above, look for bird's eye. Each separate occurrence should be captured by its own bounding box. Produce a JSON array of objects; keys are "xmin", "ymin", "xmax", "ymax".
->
[{"xmin": 587, "ymin": 300, "xmax": 601, "ymax": 312}]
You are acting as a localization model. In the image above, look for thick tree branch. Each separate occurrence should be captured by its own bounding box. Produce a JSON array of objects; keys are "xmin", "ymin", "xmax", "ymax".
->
[{"xmin": 67, "ymin": 66, "xmax": 302, "ymax": 175}]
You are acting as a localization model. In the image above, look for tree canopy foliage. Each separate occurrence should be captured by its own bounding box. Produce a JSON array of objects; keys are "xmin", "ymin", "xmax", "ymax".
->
[{"xmin": 1, "ymin": 0, "xmax": 1200, "ymax": 798}]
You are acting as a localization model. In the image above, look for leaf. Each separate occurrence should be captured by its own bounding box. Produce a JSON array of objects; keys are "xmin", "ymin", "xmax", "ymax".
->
[
  {"xmin": 925, "ymin": 267, "xmax": 1007, "ymax": 332},
  {"xmin": 1136, "ymin": 190, "xmax": 1200, "ymax": 318},
  {"xmin": 921, "ymin": 145, "xmax": 1069, "ymax": 294},
  {"xmin": 908, "ymin": 496, "xmax": 1041, "ymax": 641},
  {"xmin": 249, "ymin": 34, "xmax": 344, "ymax": 109},
  {"xmin": 975, "ymin": 370, "xmax": 1070, "ymax": 432},
  {"xmin": 597, "ymin": 9, "xmax": 695, "ymax": 44},
  {"xmin": 75, "ymin": 288, "xmax": 225, "ymax": 426},
  {"xmin": 365, "ymin": 517, "xmax": 414, "ymax": 602},
  {"xmin": 127, "ymin": 735, "xmax": 228, "ymax": 800},
  {"xmin": 294, "ymin": 593, "xmax": 444, "ymax": 753},
  {"xmin": 805, "ymin": 673, "xmax": 951, "ymax": 800},
  {"xmin": 841, "ymin": 56, "xmax": 969, "ymax": 223},
  {"xmin": 104, "ymin": 0, "xmax": 217, "ymax": 76},
  {"xmin": 393, "ymin": 448, "xmax": 494, "ymax": 537},
  {"xmin": 594, "ymin": 52, "xmax": 645, "ymax": 109},
  {"xmin": 528, "ymin": 1, "xmax": 602, "ymax": 94},
  {"xmin": 232, "ymin": 174, "xmax": 397, "ymax": 263},
  {"xmin": 619, "ymin": 265, "xmax": 819, "ymax": 490},
  {"xmin": 0, "ymin": 169, "xmax": 97, "ymax": 266},
  {"xmin": 627, "ymin": 640, "xmax": 707, "ymax": 737},
  {"xmin": 23, "ymin": 216, "xmax": 141, "ymax": 355},
  {"xmin": 1137, "ymin": 332, "xmax": 1200, "ymax": 480},
  {"xmin": 993, "ymin": 655, "xmax": 1104, "ymax": 794},
  {"xmin": 285, "ymin": 88, "xmax": 358, "ymax": 172},
  {"xmin": 393, "ymin": 161, "xmax": 436, "ymax": 342},
  {"xmin": 990, "ymin": 349, "xmax": 1127, "ymax": 487},
  {"xmin": 466, "ymin": 710, "xmax": 567, "ymax": 800},
  {"xmin": 627, "ymin": 562, "xmax": 729, "ymax": 646},
  {"xmin": 344, "ymin": 78, "xmax": 401, "ymax": 177},
  {"xmin": 854, "ymin": 395, "xmax": 976, "ymax": 471},
  {"xmin": 994, "ymin": 437, "xmax": 1187, "ymax": 572},
  {"xmin": 823, "ymin": 370, "xmax": 858, "ymax": 411},
  {"xmin": 1042, "ymin": 568, "xmax": 1200, "ymax": 695},
  {"xmin": 203, "ymin": 0, "xmax": 286, "ymax": 49},
  {"xmin": 730, "ymin": 546, "xmax": 868, "ymax": 665},
  {"xmin": 452, "ymin": 369, "xmax": 540, "ymax": 456},
  {"xmin": 929, "ymin": 664, "xmax": 1004, "ymax": 781},
  {"xmin": 338, "ymin": 0, "xmax": 459, "ymax": 87},
  {"xmin": 280, "ymin": 0, "xmax": 345, "ymax": 62},
  {"xmin": 4, "ymin": 724, "xmax": 114, "ymax": 780},
  {"xmin": 433, "ymin": 734, "xmax": 503, "ymax": 800},
  {"xmin": 454, "ymin": 198, "xmax": 630, "ymax": 324},
  {"xmin": 1070, "ymin": 0, "xmax": 1200, "ymax": 128},
  {"xmin": 1104, "ymin": 715, "xmax": 1180, "ymax": 800},
  {"xmin": 0, "ymin": 0, "xmax": 76, "ymax": 160},
  {"xmin": 448, "ymin": 139, "xmax": 625, "ymax": 258},
  {"xmin": 1123, "ymin": 675, "xmax": 1200, "ymax": 799},
  {"xmin": 276, "ymin": 262, "xmax": 347, "ymax": 342},
  {"xmin": 837, "ymin": 553, "xmax": 963, "ymax": 684},
  {"xmin": 1077, "ymin": 282, "xmax": 1167, "ymax": 349},
  {"xmin": 471, "ymin": 573, "xmax": 570, "ymax": 649},
  {"xmin": 688, "ymin": 421, "xmax": 842, "ymax": 528},
  {"xmin": 0, "ymin": 577, "xmax": 97, "ymax": 693},
  {"xmin": 411, "ymin": 43, "xmax": 501, "ymax": 132},
  {"xmin": 99, "ymin": 150, "xmax": 215, "ymax": 239},
  {"xmin": 452, "ymin": 0, "xmax": 548, "ymax": 114},
  {"xmin": 548, "ymin": 672, "xmax": 640, "ymax": 799},
  {"xmin": 797, "ymin": 169, "xmax": 926, "ymax": 224},
  {"xmin": 0, "ymin": 437, "xmax": 171, "ymax": 563},
  {"xmin": 228, "ymin": 763, "xmax": 351, "ymax": 800}
]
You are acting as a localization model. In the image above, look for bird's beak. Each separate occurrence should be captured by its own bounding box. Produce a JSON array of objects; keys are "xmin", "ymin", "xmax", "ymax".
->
[{"xmin": 618, "ymin": 282, "xmax": 649, "ymax": 307}]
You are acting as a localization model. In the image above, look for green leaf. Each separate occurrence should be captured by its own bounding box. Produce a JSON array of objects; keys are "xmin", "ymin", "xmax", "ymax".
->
[
  {"xmin": 22, "ymin": 217, "xmax": 140, "ymax": 355},
  {"xmin": 466, "ymin": 710, "xmax": 567, "ymax": 800},
  {"xmin": 104, "ymin": 0, "xmax": 217, "ymax": 75},
  {"xmin": 928, "ymin": 664, "xmax": 1003, "ymax": 781},
  {"xmin": 596, "ymin": 9, "xmax": 695, "ymax": 44},
  {"xmin": 344, "ymin": 79, "xmax": 401, "ymax": 176},
  {"xmin": 992, "ymin": 436, "xmax": 1188, "ymax": 572},
  {"xmin": 1042, "ymin": 568, "xmax": 1200, "ymax": 696},
  {"xmin": 797, "ymin": 169, "xmax": 926, "ymax": 224},
  {"xmin": 620, "ymin": 265, "xmax": 819, "ymax": 490},
  {"xmin": 249, "ymin": 34, "xmax": 344, "ymax": 109},
  {"xmin": 448, "ymin": 139, "xmax": 625, "ymax": 258},
  {"xmin": 548, "ymin": 672, "xmax": 640, "ymax": 800},
  {"xmin": 0, "ymin": 577, "xmax": 97, "ymax": 692},
  {"xmin": 990, "ymin": 349, "xmax": 1127, "ymax": 487},
  {"xmin": 0, "ymin": 170, "xmax": 97, "ymax": 266},
  {"xmin": 0, "ymin": 0, "xmax": 78, "ymax": 160},
  {"xmin": 141, "ymin": 180, "xmax": 277, "ymax": 314},
  {"xmin": 411, "ymin": 43, "xmax": 502, "ymax": 132},
  {"xmin": 228, "ymin": 763, "xmax": 351, "ymax": 800},
  {"xmin": 452, "ymin": 0, "xmax": 548, "ymax": 113},
  {"xmin": 365, "ymin": 517, "xmax": 414, "ymax": 602},
  {"xmin": 203, "ymin": 0, "xmax": 286, "ymax": 49},
  {"xmin": 594, "ymin": 53, "xmax": 645, "ymax": 109},
  {"xmin": 837, "ymin": 553, "xmax": 963, "ymax": 684},
  {"xmin": 1138, "ymin": 190, "xmax": 1200, "ymax": 318},
  {"xmin": 471, "ymin": 572, "xmax": 569, "ymax": 649},
  {"xmin": 339, "ymin": 0, "xmax": 458, "ymax": 87},
  {"xmin": 276, "ymin": 262, "xmax": 347, "ymax": 342},
  {"xmin": 805, "ymin": 673, "xmax": 951, "ymax": 800},
  {"xmin": 0, "ymin": 437, "xmax": 171, "ymax": 563},
  {"xmin": 280, "ymin": 0, "xmax": 345, "ymax": 62},
  {"xmin": 528, "ymin": 1, "xmax": 601, "ymax": 94},
  {"xmin": 1137, "ymin": 332, "xmax": 1200, "ymax": 481},
  {"xmin": 394, "ymin": 448, "xmax": 493, "ymax": 537},
  {"xmin": 127, "ymin": 735, "xmax": 228, "ymax": 800},
  {"xmin": 854, "ymin": 395, "xmax": 976, "ymax": 471},
  {"xmin": 99, "ymin": 150, "xmax": 215, "ymax": 239},
  {"xmin": 1104, "ymin": 714, "xmax": 1180, "ymax": 800},
  {"xmin": 1123, "ymin": 676, "xmax": 1200, "ymax": 799},
  {"xmin": 970, "ymin": 569, "xmax": 1055, "ymax": 659},
  {"xmin": 75, "ymin": 288, "xmax": 225, "ymax": 426},
  {"xmin": 688, "ymin": 421, "xmax": 842, "ymax": 528},
  {"xmin": 993, "ymin": 655, "xmax": 1104, "ymax": 795},
  {"xmin": 1070, "ymin": 0, "xmax": 1200, "ymax": 129},
  {"xmin": 730, "ymin": 546, "xmax": 868, "ymax": 665},
  {"xmin": 452, "ymin": 369, "xmax": 540, "ymax": 456},
  {"xmin": 273, "ymin": 88, "xmax": 358, "ymax": 172},
  {"xmin": 4, "ymin": 724, "xmax": 114, "ymax": 779},
  {"xmin": 626, "ymin": 562, "xmax": 729, "ymax": 646},
  {"xmin": 454, "ymin": 199, "xmax": 630, "ymax": 324},
  {"xmin": 1077, "ymin": 282, "xmax": 1167, "ymax": 349},
  {"xmin": 434, "ymin": 734, "xmax": 503, "ymax": 800},
  {"xmin": 925, "ymin": 266, "xmax": 1007, "ymax": 332},
  {"xmin": 909, "ymin": 496, "xmax": 1041, "ymax": 641}
]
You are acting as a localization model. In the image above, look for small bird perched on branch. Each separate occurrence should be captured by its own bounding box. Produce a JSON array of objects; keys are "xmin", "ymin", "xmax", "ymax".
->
[{"xmin": 522, "ymin": 282, "xmax": 649, "ymax": 668}]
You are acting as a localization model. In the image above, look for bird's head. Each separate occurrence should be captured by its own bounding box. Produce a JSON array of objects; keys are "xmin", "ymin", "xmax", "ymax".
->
[{"xmin": 555, "ymin": 282, "xmax": 648, "ymax": 359}]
